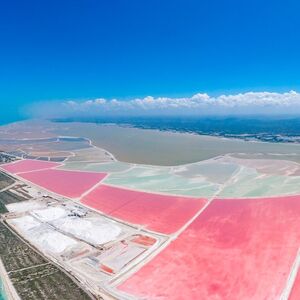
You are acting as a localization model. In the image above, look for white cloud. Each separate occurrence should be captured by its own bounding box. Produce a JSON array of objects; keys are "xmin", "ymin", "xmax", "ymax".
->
[{"xmin": 27, "ymin": 91, "xmax": 300, "ymax": 118}]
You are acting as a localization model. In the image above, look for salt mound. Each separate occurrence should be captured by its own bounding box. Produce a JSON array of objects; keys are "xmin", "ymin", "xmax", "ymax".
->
[
  {"xmin": 31, "ymin": 206, "xmax": 68, "ymax": 222},
  {"xmin": 10, "ymin": 215, "xmax": 41, "ymax": 231},
  {"xmin": 54, "ymin": 217, "xmax": 122, "ymax": 245},
  {"xmin": 7, "ymin": 200, "xmax": 45, "ymax": 213},
  {"xmin": 31, "ymin": 229, "xmax": 78, "ymax": 253}
]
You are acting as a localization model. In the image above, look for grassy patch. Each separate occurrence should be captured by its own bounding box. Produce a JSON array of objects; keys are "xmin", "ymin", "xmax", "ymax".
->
[
  {"xmin": 0, "ymin": 190, "xmax": 28, "ymax": 205},
  {"xmin": 0, "ymin": 172, "xmax": 14, "ymax": 190}
]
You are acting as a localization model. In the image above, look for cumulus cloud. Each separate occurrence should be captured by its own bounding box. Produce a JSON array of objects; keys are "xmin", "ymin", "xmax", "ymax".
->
[{"xmin": 27, "ymin": 91, "xmax": 300, "ymax": 118}]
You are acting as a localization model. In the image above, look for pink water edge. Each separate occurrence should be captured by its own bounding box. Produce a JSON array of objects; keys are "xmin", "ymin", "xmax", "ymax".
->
[
  {"xmin": 81, "ymin": 184, "xmax": 207, "ymax": 234},
  {"xmin": 118, "ymin": 196, "xmax": 300, "ymax": 300},
  {"xmin": 1, "ymin": 159, "xmax": 61, "ymax": 174},
  {"xmin": 289, "ymin": 268, "xmax": 300, "ymax": 300},
  {"xmin": 19, "ymin": 169, "xmax": 107, "ymax": 198}
]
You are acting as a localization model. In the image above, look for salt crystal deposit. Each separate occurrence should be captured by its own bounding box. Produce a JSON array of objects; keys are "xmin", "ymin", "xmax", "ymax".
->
[
  {"xmin": 7, "ymin": 200, "xmax": 46, "ymax": 213},
  {"xmin": 53, "ymin": 217, "xmax": 122, "ymax": 245},
  {"xmin": 30, "ymin": 228, "xmax": 78, "ymax": 254},
  {"xmin": 31, "ymin": 206, "xmax": 68, "ymax": 222},
  {"xmin": 9, "ymin": 215, "xmax": 41, "ymax": 231}
]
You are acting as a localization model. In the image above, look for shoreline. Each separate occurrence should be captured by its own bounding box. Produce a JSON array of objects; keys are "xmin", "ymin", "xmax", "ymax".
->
[
  {"xmin": 0, "ymin": 258, "xmax": 20, "ymax": 300},
  {"xmin": 3, "ymin": 119, "xmax": 300, "ymax": 147},
  {"xmin": 1, "ymin": 120, "xmax": 300, "ymax": 166},
  {"xmin": 54, "ymin": 119, "xmax": 300, "ymax": 146},
  {"xmin": 0, "ymin": 277, "xmax": 6, "ymax": 300}
]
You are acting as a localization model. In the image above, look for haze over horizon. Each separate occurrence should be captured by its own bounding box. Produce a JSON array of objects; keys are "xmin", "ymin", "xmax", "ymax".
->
[{"xmin": 27, "ymin": 91, "xmax": 300, "ymax": 119}]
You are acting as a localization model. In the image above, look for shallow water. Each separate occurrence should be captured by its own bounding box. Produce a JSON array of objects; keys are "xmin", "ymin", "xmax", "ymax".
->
[
  {"xmin": 52, "ymin": 123, "xmax": 300, "ymax": 166},
  {"xmin": 0, "ymin": 277, "xmax": 7, "ymax": 300}
]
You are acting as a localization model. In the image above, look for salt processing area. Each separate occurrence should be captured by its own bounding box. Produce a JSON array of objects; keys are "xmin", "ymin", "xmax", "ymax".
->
[
  {"xmin": 6, "ymin": 200, "xmax": 163, "ymax": 298},
  {"xmin": 1, "ymin": 122, "xmax": 300, "ymax": 299},
  {"xmin": 0, "ymin": 164, "xmax": 164, "ymax": 299}
]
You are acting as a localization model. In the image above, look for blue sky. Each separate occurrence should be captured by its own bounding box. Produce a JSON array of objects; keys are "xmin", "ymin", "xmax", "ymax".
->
[{"xmin": 1, "ymin": 0, "xmax": 300, "ymax": 122}]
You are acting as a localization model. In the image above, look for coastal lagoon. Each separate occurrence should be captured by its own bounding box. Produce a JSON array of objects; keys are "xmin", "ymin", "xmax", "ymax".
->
[
  {"xmin": 51, "ymin": 122, "xmax": 300, "ymax": 166},
  {"xmin": 1, "ymin": 120, "xmax": 300, "ymax": 166}
]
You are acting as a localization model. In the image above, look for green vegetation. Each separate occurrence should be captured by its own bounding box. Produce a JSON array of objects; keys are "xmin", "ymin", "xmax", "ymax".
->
[
  {"xmin": 0, "ymin": 189, "xmax": 29, "ymax": 213},
  {"xmin": 0, "ymin": 222, "xmax": 92, "ymax": 299},
  {"xmin": 0, "ymin": 172, "xmax": 14, "ymax": 190},
  {"xmin": 0, "ymin": 202, "xmax": 7, "ymax": 214},
  {"xmin": 0, "ymin": 190, "xmax": 28, "ymax": 205},
  {"xmin": 0, "ymin": 174, "xmax": 32, "ymax": 213},
  {"xmin": 0, "ymin": 153, "xmax": 16, "ymax": 164},
  {"xmin": 0, "ymin": 222, "xmax": 46, "ymax": 272},
  {"xmin": 10, "ymin": 264, "xmax": 91, "ymax": 300}
]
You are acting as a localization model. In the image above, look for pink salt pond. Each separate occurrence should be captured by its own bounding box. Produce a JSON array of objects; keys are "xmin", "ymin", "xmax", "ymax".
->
[
  {"xmin": 18, "ymin": 169, "xmax": 107, "ymax": 198},
  {"xmin": 1, "ymin": 159, "xmax": 61, "ymax": 174},
  {"xmin": 81, "ymin": 184, "xmax": 207, "ymax": 234},
  {"xmin": 118, "ymin": 196, "xmax": 300, "ymax": 300}
]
